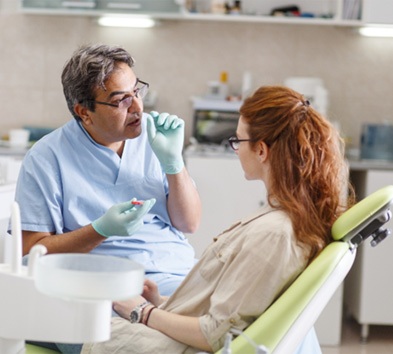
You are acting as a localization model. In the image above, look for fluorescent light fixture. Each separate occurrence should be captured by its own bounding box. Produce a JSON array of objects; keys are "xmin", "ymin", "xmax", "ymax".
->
[
  {"xmin": 98, "ymin": 16, "xmax": 156, "ymax": 28},
  {"xmin": 359, "ymin": 26, "xmax": 393, "ymax": 38}
]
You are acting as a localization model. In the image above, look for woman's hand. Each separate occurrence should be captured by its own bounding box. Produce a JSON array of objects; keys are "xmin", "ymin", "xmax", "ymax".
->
[
  {"xmin": 113, "ymin": 295, "xmax": 146, "ymax": 319},
  {"xmin": 142, "ymin": 279, "xmax": 167, "ymax": 306},
  {"xmin": 112, "ymin": 279, "xmax": 168, "ymax": 320}
]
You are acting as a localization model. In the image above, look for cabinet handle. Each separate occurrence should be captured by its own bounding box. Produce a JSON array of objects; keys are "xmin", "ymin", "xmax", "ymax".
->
[
  {"xmin": 61, "ymin": 1, "xmax": 96, "ymax": 8},
  {"xmin": 106, "ymin": 2, "xmax": 142, "ymax": 10}
]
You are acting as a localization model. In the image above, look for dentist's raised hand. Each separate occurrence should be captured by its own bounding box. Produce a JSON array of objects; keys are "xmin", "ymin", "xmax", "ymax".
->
[
  {"xmin": 92, "ymin": 198, "xmax": 156, "ymax": 237},
  {"xmin": 146, "ymin": 111, "xmax": 185, "ymax": 174}
]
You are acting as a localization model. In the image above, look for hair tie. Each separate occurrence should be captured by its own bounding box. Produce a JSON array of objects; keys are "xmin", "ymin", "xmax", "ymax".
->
[{"xmin": 291, "ymin": 99, "xmax": 310, "ymax": 112}]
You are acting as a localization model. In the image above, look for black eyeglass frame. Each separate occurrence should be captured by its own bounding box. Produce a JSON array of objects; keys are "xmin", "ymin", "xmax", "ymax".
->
[
  {"xmin": 228, "ymin": 136, "xmax": 259, "ymax": 151},
  {"xmin": 84, "ymin": 78, "xmax": 149, "ymax": 108}
]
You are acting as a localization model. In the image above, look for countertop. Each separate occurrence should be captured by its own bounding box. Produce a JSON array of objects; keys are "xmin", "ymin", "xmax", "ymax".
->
[
  {"xmin": 0, "ymin": 146, "xmax": 29, "ymax": 157},
  {"xmin": 348, "ymin": 158, "xmax": 393, "ymax": 171},
  {"xmin": 185, "ymin": 145, "xmax": 393, "ymax": 171},
  {"xmin": 2, "ymin": 142, "xmax": 393, "ymax": 171}
]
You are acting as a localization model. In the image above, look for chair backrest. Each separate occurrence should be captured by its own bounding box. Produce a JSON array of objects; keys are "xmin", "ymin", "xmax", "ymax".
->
[{"xmin": 216, "ymin": 185, "xmax": 393, "ymax": 354}]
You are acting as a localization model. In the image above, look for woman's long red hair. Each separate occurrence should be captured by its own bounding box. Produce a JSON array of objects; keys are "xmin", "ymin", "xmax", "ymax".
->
[{"xmin": 240, "ymin": 86, "xmax": 355, "ymax": 262}]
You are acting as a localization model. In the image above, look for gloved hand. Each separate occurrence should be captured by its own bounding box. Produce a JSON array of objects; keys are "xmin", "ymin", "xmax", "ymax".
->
[
  {"xmin": 92, "ymin": 198, "xmax": 156, "ymax": 238},
  {"xmin": 146, "ymin": 111, "xmax": 185, "ymax": 174}
]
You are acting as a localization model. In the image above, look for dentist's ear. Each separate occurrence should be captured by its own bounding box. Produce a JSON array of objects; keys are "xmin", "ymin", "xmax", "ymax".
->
[{"xmin": 74, "ymin": 103, "xmax": 93, "ymax": 125}]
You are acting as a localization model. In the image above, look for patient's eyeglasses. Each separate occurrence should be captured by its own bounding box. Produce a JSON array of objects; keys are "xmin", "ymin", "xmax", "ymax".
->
[
  {"xmin": 228, "ymin": 136, "xmax": 257, "ymax": 151},
  {"xmin": 85, "ymin": 78, "xmax": 149, "ymax": 110}
]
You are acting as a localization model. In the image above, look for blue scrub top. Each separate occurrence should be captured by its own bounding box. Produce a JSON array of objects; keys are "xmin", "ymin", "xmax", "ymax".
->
[{"xmin": 15, "ymin": 116, "xmax": 195, "ymax": 276}]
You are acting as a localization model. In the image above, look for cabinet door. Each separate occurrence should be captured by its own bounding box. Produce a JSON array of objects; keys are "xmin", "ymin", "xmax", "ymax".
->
[
  {"xmin": 185, "ymin": 156, "xmax": 265, "ymax": 258},
  {"xmin": 0, "ymin": 184, "xmax": 16, "ymax": 228},
  {"xmin": 362, "ymin": 0, "xmax": 393, "ymax": 24},
  {"xmin": 22, "ymin": 0, "xmax": 97, "ymax": 9},
  {"xmin": 0, "ymin": 183, "xmax": 17, "ymax": 263}
]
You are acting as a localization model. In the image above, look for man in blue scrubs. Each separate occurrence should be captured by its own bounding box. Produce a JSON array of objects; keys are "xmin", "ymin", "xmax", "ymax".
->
[{"xmin": 15, "ymin": 44, "xmax": 201, "ymax": 297}]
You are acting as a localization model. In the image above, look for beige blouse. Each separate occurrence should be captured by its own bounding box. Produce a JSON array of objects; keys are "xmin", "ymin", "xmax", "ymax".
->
[{"xmin": 82, "ymin": 204, "xmax": 308, "ymax": 354}]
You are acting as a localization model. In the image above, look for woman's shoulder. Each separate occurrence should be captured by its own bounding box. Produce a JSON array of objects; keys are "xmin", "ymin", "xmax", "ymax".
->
[
  {"xmin": 239, "ymin": 205, "xmax": 302, "ymax": 254},
  {"xmin": 242, "ymin": 204, "xmax": 292, "ymax": 233}
]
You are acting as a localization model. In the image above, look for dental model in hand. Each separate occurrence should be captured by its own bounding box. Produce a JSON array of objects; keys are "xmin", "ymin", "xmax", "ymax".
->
[
  {"xmin": 131, "ymin": 200, "xmax": 144, "ymax": 206},
  {"xmin": 92, "ymin": 198, "xmax": 156, "ymax": 238}
]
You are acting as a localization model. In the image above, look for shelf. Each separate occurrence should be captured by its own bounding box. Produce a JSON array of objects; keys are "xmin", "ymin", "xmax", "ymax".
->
[
  {"xmin": 180, "ymin": 13, "xmax": 362, "ymax": 27},
  {"xmin": 19, "ymin": 4, "xmax": 363, "ymax": 27}
]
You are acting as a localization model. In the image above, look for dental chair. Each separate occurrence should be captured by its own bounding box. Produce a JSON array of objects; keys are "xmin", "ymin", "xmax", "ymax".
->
[{"xmin": 216, "ymin": 185, "xmax": 393, "ymax": 354}]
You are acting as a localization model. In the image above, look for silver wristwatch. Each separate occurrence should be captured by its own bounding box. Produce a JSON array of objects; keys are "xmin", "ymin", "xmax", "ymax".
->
[{"xmin": 129, "ymin": 301, "xmax": 150, "ymax": 324}]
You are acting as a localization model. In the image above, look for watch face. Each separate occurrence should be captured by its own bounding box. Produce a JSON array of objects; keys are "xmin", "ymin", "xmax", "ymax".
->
[
  {"xmin": 129, "ymin": 301, "xmax": 149, "ymax": 323},
  {"xmin": 130, "ymin": 309, "xmax": 139, "ymax": 323}
]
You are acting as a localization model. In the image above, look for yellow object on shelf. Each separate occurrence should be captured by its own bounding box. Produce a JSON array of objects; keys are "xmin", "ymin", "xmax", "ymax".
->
[{"xmin": 220, "ymin": 71, "xmax": 228, "ymax": 83}]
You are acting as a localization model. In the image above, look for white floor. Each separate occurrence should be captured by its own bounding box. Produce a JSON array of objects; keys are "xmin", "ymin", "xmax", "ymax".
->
[{"xmin": 321, "ymin": 318, "xmax": 393, "ymax": 354}]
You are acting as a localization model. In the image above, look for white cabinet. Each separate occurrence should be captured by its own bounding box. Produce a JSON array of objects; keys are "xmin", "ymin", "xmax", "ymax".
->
[
  {"xmin": 0, "ymin": 156, "xmax": 23, "ymax": 262},
  {"xmin": 185, "ymin": 153, "xmax": 265, "ymax": 258},
  {"xmin": 0, "ymin": 183, "xmax": 16, "ymax": 263},
  {"xmin": 362, "ymin": 0, "xmax": 393, "ymax": 24},
  {"xmin": 344, "ymin": 169, "xmax": 393, "ymax": 341},
  {"xmin": 0, "ymin": 184, "xmax": 16, "ymax": 234},
  {"xmin": 0, "ymin": 156, "xmax": 23, "ymax": 185}
]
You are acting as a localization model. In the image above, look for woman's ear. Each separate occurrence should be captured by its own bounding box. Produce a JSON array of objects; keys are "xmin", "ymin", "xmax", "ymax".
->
[
  {"xmin": 257, "ymin": 140, "xmax": 269, "ymax": 163},
  {"xmin": 74, "ymin": 103, "xmax": 92, "ymax": 125}
]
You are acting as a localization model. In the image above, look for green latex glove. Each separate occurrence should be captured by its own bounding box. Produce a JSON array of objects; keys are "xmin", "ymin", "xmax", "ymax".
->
[
  {"xmin": 146, "ymin": 111, "xmax": 185, "ymax": 174},
  {"xmin": 92, "ymin": 198, "xmax": 156, "ymax": 238}
]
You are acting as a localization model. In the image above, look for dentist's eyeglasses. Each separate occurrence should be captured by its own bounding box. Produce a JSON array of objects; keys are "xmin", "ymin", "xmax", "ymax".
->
[
  {"xmin": 228, "ymin": 136, "xmax": 257, "ymax": 151},
  {"xmin": 86, "ymin": 78, "xmax": 149, "ymax": 110}
]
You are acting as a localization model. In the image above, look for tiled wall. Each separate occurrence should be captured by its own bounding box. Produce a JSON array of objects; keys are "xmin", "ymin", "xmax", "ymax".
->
[{"xmin": 1, "ymin": 1, "xmax": 393, "ymax": 147}]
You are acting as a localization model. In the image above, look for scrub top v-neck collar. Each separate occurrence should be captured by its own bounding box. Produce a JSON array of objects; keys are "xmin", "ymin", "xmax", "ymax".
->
[{"xmin": 76, "ymin": 120, "xmax": 133, "ymax": 186}]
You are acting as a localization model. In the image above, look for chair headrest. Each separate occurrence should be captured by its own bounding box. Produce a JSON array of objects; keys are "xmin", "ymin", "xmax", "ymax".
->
[{"xmin": 331, "ymin": 185, "xmax": 393, "ymax": 244}]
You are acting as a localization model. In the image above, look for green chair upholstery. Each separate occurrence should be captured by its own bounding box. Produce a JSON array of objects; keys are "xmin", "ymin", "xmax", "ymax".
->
[
  {"xmin": 25, "ymin": 344, "xmax": 60, "ymax": 353},
  {"xmin": 216, "ymin": 185, "xmax": 393, "ymax": 354}
]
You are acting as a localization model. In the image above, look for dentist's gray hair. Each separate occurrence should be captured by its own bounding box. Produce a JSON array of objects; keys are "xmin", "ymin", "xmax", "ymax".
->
[{"xmin": 61, "ymin": 44, "xmax": 135, "ymax": 120}]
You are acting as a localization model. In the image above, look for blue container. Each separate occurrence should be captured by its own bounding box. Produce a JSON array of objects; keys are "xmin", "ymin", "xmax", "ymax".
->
[
  {"xmin": 23, "ymin": 126, "xmax": 54, "ymax": 142},
  {"xmin": 360, "ymin": 124, "xmax": 393, "ymax": 161}
]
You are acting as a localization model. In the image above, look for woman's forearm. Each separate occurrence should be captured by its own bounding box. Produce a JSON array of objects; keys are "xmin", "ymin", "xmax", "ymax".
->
[{"xmin": 146, "ymin": 307, "xmax": 211, "ymax": 352}]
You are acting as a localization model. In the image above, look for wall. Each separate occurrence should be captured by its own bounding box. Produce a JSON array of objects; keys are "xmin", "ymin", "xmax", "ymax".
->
[{"xmin": 1, "ymin": 0, "xmax": 393, "ymax": 147}]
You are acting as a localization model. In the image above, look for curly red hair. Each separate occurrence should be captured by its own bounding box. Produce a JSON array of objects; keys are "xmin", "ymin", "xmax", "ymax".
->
[{"xmin": 240, "ymin": 85, "xmax": 355, "ymax": 262}]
